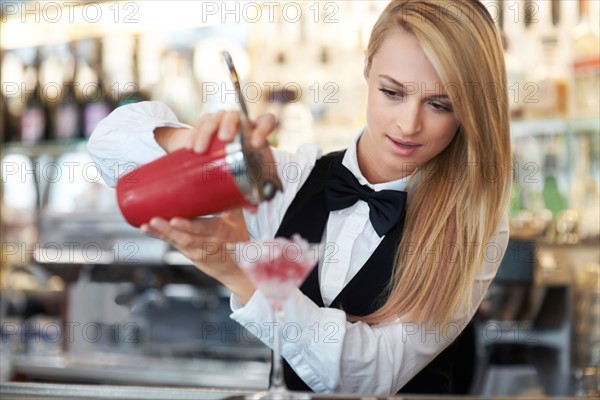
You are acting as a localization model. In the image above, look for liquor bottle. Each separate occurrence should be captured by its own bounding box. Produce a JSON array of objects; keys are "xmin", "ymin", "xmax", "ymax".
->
[
  {"xmin": 115, "ymin": 35, "xmax": 149, "ymax": 108},
  {"xmin": 503, "ymin": 33, "xmax": 525, "ymax": 120},
  {"xmin": 502, "ymin": 0, "xmax": 527, "ymax": 106},
  {"xmin": 77, "ymin": 39, "xmax": 113, "ymax": 138},
  {"xmin": 1, "ymin": 51, "xmax": 25, "ymax": 143},
  {"xmin": 0, "ymin": 50, "xmax": 5, "ymax": 143},
  {"xmin": 525, "ymin": 35, "xmax": 569, "ymax": 119},
  {"xmin": 1, "ymin": 95, "xmax": 5, "ymax": 143},
  {"xmin": 52, "ymin": 43, "xmax": 82, "ymax": 141},
  {"xmin": 1, "ymin": 93, "xmax": 8, "ymax": 143},
  {"xmin": 570, "ymin": 0, "xmax": 600, "ymax": 118},
  {"xmin": 53, "ymin": 82, "xmax": 82, "ymax": 141},
  {"xmin": 569, "ymin": 136, "xmax": 600, "ymax": 240},
  {"xmin": 508, "ymin": 155, "xmax": 524, "ymax": 218},
  {"xmin": 1, "ymin": 49, "xmax": 9, "ymax": 142},
  {"xmin": 541, "ymin": 145, "xmax": 567, "ymax": 218},
  {"xmin": 20, "ymin": 48, "xmax": 48, "ymax": 143}
]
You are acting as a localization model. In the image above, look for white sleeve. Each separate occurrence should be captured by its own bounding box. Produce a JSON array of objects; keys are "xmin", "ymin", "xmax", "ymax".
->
[
  {"xmin": 230, "ymin": 213, "xmax": 510, "ymax": 395},
  {"xmin": 86, "ymin": 101, "xmax": 191, "ymax": 187}
]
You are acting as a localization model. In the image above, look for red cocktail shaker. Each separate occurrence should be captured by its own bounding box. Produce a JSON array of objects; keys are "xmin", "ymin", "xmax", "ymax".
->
[{"xmin": 115, "ymin": 51, "xmax": 282, "ymax": 227}]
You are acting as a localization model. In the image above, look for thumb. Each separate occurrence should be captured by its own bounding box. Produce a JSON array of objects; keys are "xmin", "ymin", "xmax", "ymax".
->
[{"xmin": 251, "ymin": 113, "xmax": 278, "ymax": 147}]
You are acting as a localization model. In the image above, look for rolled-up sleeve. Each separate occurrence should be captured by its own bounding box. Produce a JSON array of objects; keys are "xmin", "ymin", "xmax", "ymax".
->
[{"xmin": 87, "ymin": 101, "xmax": 191, "ymax": 187}]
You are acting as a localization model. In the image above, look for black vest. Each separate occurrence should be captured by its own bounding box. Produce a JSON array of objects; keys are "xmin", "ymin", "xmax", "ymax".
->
[{"xmin": 273, "ymin": 150, "xmax": 472, "ymax": 394}]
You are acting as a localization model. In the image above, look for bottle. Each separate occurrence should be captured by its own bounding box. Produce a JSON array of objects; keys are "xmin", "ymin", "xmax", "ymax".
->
[
  {"xmin": 570, "ymin": 0, "xmax": 600, "ymax": 118},
  {"xmin": 503, "ymin": 33, "xmax": 526, "ymax": 120},
  {"xmin": 508, "ymin": 159, "xmax": 524, "ymax": 218},
  {"xmin": 0, "ymin": 50, "xmax": 6, "ymax": 143},
  {"xmin": 2, "ymin": 95, "xmax": 22, "ymax": 144},
  {"xmin": 569, "ymin": 136, "xmax": 600, "ymax": 240},
  {"xmin": 52, "ymin": 43, "xmax": 82, "ymax": 140},
  {"xmin": 525, "ymin": 35, "xmax": 569, "ymax": 119},
  {"xmin": 2, "ymin": 51, "xmax": 26, "ymax": 143},
  {"xmin": 20, "ymin": 48, "xmax": 48, "ymax": 143},
  {"xmin": 76, "ymin": 39, "xmax": 112, "ymax": 138},
  {"xmin": 541, "ymin": 145, "xmax": 566, "ymax": 218},
  {"xmin": 114, "ymin": 35, "xmax": 149, "ymax": 108},
  {"xmin": 53, "ymin": 81, "xmax": 82, "ymax": 141},
  {"xmin": 1, "ymin": 93, "xmax": 7, "ymax": 142}
]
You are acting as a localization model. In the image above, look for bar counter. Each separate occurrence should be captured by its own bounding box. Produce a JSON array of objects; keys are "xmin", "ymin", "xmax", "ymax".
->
[{"xmin": 0, "ymin": 382, "xmax": 564, "ymax": 400}]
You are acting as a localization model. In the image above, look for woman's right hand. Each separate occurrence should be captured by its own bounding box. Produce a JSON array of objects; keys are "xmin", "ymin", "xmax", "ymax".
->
[{"xmin": 153, "ymin": 110, "xmax": 277, "ymax": 153}]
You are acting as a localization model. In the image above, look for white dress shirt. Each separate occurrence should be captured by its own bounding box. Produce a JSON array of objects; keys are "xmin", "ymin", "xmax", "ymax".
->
[{"xmin": 88, "ymin": 101, "xmax": 509, "ymax": 395}]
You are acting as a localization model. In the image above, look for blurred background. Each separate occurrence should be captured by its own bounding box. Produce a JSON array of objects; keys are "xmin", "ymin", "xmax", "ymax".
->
[{"xmin": 1, "ymin": 0, "xmax": 599, "ymax": 398}]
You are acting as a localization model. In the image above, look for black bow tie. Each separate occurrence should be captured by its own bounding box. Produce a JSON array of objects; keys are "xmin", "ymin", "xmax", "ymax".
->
[{"xmin": 325, "ymin": 163, "xmax": 408, "ymax": 237}]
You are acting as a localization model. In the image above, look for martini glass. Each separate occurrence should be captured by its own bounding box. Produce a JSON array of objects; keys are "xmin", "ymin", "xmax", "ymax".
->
[{"xmin": 237, "ymin": 235, "xmax": 320, "ymax": 400}]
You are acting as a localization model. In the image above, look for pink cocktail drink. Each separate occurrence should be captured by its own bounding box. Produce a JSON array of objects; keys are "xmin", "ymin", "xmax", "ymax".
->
[{"xmin": 239, "ymin": 236, "xmax": 318, "ymax": 307}]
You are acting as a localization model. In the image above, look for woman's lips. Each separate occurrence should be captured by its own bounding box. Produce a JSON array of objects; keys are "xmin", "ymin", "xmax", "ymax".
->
[{"xmin": 386, "ymin": 135, "xmax": 421, "ymax": 155}]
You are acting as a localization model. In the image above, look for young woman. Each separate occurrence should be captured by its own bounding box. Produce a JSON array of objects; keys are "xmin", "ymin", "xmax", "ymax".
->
[{"xmin": 88, "ymin": 0, "xmax": 511, "ymax": 395}]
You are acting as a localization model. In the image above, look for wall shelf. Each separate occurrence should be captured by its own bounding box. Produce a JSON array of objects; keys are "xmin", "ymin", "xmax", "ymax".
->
[{"xmin": 510, "ymin": 117, "xmax": 600, "ymax": 139}]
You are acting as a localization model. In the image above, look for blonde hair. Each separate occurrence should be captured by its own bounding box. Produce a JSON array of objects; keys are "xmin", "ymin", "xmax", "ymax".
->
[{"xmin": 361, "ymin": 0, "xmax": 512, "ymax": 326}]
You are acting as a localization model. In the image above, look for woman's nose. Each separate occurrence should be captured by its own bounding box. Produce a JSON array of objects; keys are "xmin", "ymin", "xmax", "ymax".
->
[{"xmin": 396, "ymin": 101, "xmax": 423, "ymax": 135}]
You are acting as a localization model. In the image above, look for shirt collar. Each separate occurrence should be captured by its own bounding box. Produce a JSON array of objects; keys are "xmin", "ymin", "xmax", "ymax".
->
[{"xmin": 342, "ymin": 128, "xmax": 414, "ymax": 193}]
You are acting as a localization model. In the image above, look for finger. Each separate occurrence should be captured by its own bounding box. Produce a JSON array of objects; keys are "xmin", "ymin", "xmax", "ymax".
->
[
  {"xmin": 185, "ymin": 114, "xmax": 212, "ymax": 152},
  {"xmin": 140, "ymin": 222, "xmax": 166, "ymax": 239},
  {"xmin": 192, "ymin": 111, "xmax": 226, "ymax": 153},
  {"xmin": 218, "ymin": 110, "xmax": 241, "ymax": 141},
  {"xmin": 251, "ymin": 113, "xmax": 278, "ymax": 147},
  {"xmin": 140, "ymin": 223, "xmax": 151, "ymax": 235},
  {"xmin": 169, "ymin": 217, "xmax": 215, "ymax": 236},
  {"xmin": 149, "ymin": 217, "xmax": 202, "ymax": 250}
]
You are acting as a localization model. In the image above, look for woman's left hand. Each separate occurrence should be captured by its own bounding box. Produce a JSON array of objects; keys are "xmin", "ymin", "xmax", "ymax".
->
[{"xmin": 140, "ymin": 209, "xmax": 256, "ymax": 304}]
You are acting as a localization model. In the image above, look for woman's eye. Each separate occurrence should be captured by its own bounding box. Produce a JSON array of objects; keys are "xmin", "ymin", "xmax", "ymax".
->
[
  {"xmin": 378, "ymin": 88, "xmax": 403, "ymax": 99},
  {"xmin": 430, "ymin": 101, "xmax": 453, "ymax": 113}
]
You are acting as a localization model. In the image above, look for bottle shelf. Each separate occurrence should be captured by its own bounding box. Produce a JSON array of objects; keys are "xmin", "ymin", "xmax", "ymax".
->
[
  {"xmin": 510, "ymin": 117, "xmax": 600, "ymax": 138},
  {"xmin": 3, "ymin": 117, "xmax": 598, "ymax": 155},
  {"xmin": 1, "ymin": 139, "xmax": 88, "ymax": 157}
]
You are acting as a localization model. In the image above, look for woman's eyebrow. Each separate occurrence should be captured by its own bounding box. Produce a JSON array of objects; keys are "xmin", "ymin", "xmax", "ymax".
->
[
  {"xmin": 378, "ymin": 74, "xmax": 450, "ymax": 101},
  {"xmin": 378, "ymin": 74, "xmax": 402, "ymax": 85}
]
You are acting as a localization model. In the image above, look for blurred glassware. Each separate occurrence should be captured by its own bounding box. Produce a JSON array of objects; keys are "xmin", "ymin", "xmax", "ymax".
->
[
  {"xmin": 152, "ymin": 49, "xmax": 200, "ymax": 124},
  {"xmin": 569, "ymin": 136, "xmax": 600, "ymax": 241},
  {"xmin": 570, "ymin": 0, "xmax": 600, "ymax": 118},
  {"xmin": 526, "ymin": 35, "xmax": 569, "ymax": 119},
  {"xmin": 46, "ymin": 151, "xmax": 117, "ymax": 213},
  {"xmin": 555, "ymin": 209, "xmax": 580, "ymax": 244},
  {"xmin": 509, "ymin": 209, "xmax": 553, "ymax": 240},
  {"xmin": 1, "ymin": 153, "xmax": 39, "ymax": 267}
]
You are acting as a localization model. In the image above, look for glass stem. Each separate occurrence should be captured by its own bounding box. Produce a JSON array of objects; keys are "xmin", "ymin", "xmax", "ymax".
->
[{"xmin": 270, "ymin": 304, "xmax": 285, "ymax": 390}]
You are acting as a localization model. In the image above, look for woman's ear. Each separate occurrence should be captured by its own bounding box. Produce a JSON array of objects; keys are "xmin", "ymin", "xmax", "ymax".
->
[{"xmin": 363, "ymin": 51, "xmax": 370, "ymax": 80}]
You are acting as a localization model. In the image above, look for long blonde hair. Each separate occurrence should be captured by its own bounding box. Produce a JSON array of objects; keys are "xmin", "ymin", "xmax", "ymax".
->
[{"xmin": 361, "ymin": 0, "xmax": 512, "ymax": 326}]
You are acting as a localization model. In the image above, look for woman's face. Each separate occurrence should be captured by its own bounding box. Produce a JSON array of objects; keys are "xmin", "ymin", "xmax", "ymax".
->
[{"xmin": 360, "ymin": 28, "xmax": 460, "ymax": 183}]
